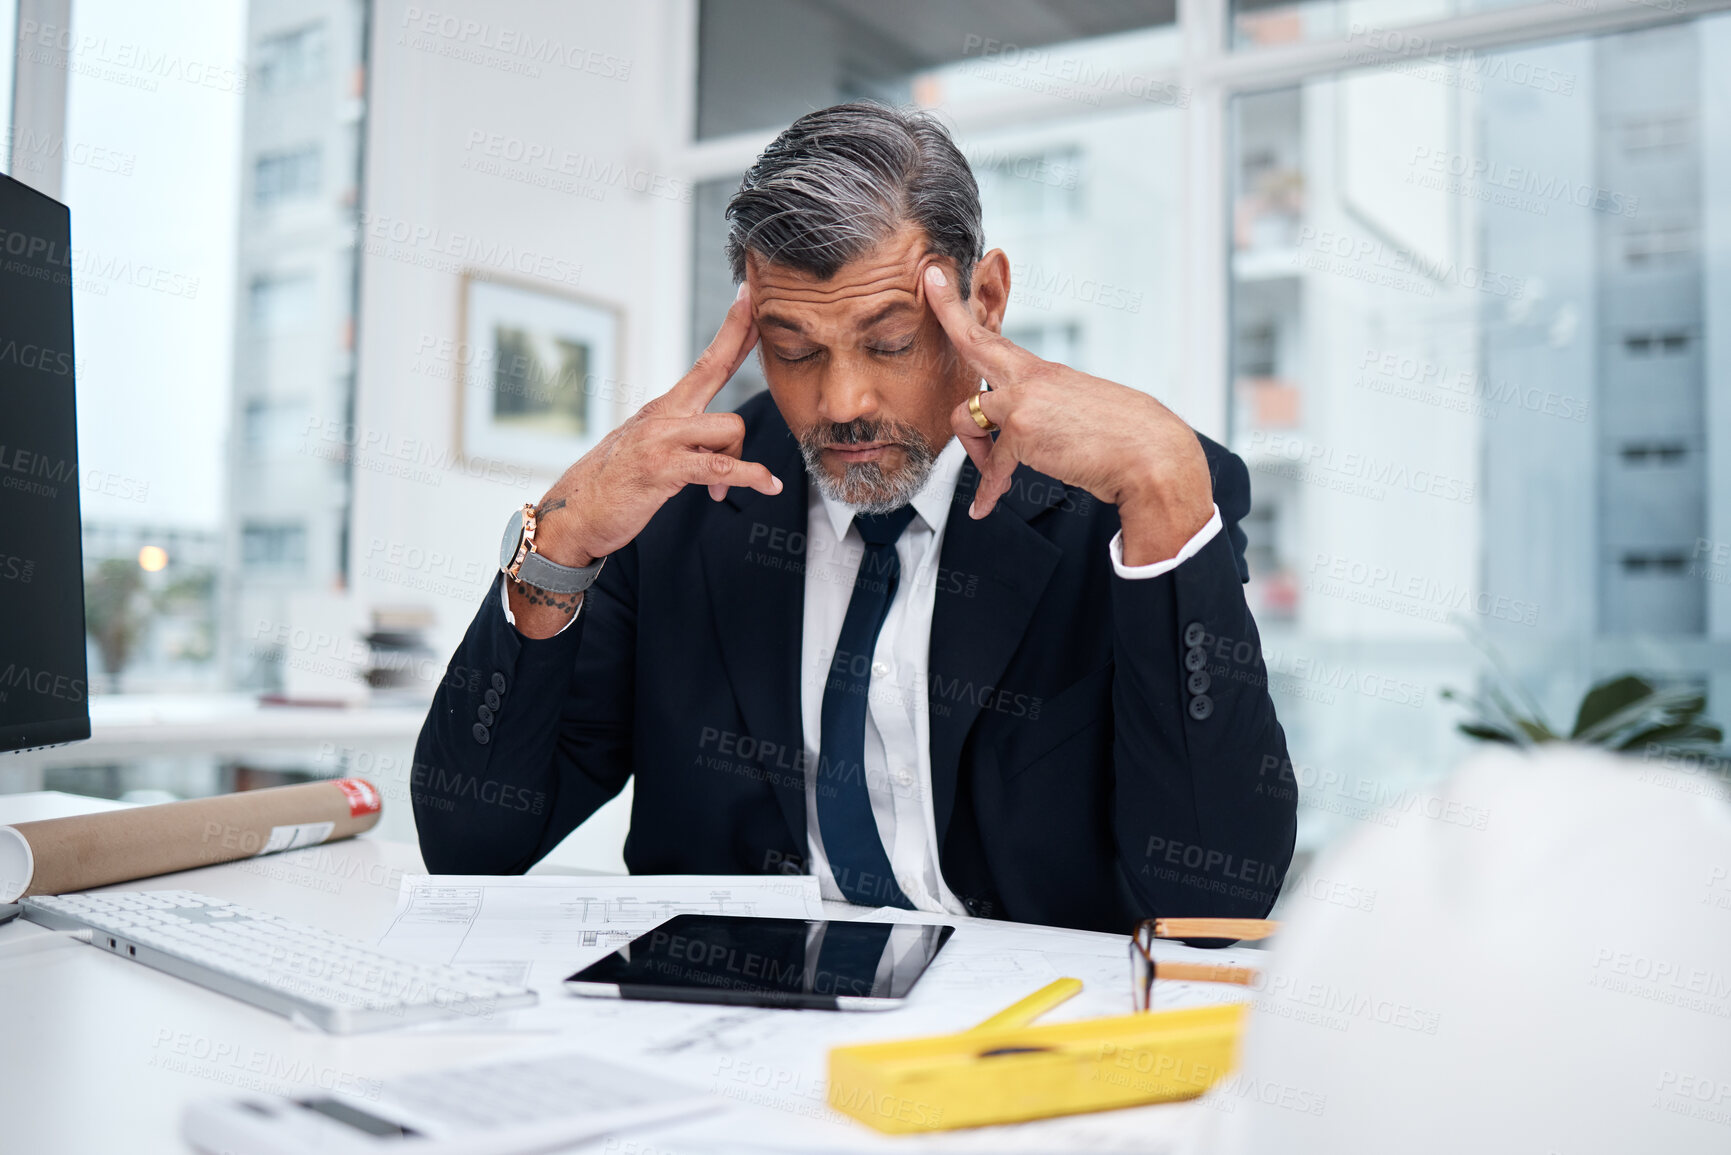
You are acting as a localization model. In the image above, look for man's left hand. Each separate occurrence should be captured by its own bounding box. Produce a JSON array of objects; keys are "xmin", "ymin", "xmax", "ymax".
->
[{"xmin": 923, "ymin": 262, "xmax": 1213, "ymax": 566}]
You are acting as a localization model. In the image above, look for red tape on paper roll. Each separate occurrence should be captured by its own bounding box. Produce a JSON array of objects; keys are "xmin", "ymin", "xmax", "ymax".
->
[{"xmin": 333, "ymin": 777, "xmax": 382, "ymax": 817}]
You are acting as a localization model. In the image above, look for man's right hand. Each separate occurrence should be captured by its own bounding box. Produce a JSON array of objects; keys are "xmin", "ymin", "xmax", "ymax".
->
[{"xmin": 505, "ymin": 284, "xmax": 781, "ymax": 638}]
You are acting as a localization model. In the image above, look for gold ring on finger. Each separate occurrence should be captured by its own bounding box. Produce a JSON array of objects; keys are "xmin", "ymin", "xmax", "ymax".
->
[{"xmin": 968, "ymin": 391, "xmax": 999, "ymax": 433}]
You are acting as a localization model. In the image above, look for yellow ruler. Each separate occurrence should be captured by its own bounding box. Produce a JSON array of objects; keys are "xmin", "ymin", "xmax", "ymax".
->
[{"xmin": 827, "ymin": 978, "xmax": 1245, "ymax": 1133}]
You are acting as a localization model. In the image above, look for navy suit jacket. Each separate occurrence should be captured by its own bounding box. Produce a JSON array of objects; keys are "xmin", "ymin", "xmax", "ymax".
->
[{"xmin": 413, "ymin": 391, "xmax": 1295, "ymax": 934}]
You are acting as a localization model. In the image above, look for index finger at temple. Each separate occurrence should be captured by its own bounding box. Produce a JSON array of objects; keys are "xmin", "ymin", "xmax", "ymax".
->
[
  {"xmin": 920, "ymin": 262, "xmax": 1022, "ymax": 382},
  {"xmin": 670, "ymin": 285, "xmax": 760, "ymax": 411}
]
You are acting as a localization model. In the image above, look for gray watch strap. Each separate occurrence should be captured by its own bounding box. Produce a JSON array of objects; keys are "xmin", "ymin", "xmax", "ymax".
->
[{"xmin": 515, "ymin": 549, "xmax": 605, "ymax": 595}]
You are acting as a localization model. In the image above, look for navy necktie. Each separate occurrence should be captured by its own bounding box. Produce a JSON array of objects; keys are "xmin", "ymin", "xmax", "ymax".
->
[{"xmin": 816, "ymin": 505, "xmax": 919, "ymax": 908}]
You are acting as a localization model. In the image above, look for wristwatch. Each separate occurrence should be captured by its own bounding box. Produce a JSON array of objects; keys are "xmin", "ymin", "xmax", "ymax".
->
[{"xmin": 499, "ymin": 503, "xmax": 605, "ymax": 594}]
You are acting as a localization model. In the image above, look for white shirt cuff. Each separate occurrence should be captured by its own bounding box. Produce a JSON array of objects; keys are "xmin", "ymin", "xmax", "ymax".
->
[
  {"xmin": 500, "ymin": 576, "xmax": 583, "ymax": 636},
  {"xmin": 1108, "ymin": 505, "xmax": 1223, "ymax": 580}
]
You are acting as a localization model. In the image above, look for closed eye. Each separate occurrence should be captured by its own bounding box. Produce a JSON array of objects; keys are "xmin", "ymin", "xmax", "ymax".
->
[
  {"xmin": 770, "ymin": 346, "xmax": 820, "ymax": 364},
  {"xmin": 868, "ymin": 337, "xmax": 916, "ymax": 356}
]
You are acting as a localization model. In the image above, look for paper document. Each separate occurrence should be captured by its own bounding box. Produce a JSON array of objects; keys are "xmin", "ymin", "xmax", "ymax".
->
[
  {"xmin": 376, "ymin": 874, "xmax": 825, "ymax": 992},
  {"xmin": 374, "ymin": 887, "xmax": 1255, "ymax": 1150}
]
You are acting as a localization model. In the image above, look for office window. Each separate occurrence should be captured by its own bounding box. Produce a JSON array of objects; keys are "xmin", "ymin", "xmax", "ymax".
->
[
  {"xmin": 1620, "ymin": 113, "xmax": 1691, "ymax": 156},
  {"xmin": 242, "ymin": 397, "xmax": 311, "ymax": 453},
  {"xmin": 241, "ymin": 523, "xmax": 307, "ymax": 572},
  {"xmin": 247, "ymin": 273, "xmax": 316, "ymax": 334},
  {"xmin": 254, "ymin": 145, "xmax": 322, "ymax": 206},
  {"xmin": 1003, "ymin": 322, "xmax": 1082, "ymax": 367},
  {"xmin": 973, "ymin": 147, "xmax": 1083, "ymax": 229},
  {"xmin": 255, "ymin": 23, "xmax": 328, "ymax": 94},
  {"xmin": 1227, "ymin": 16, "xmax": 1731, "ymax": 849},
  {"xmin": 42, "ymin": 0, "xmax": 244, "ymax": 725}
]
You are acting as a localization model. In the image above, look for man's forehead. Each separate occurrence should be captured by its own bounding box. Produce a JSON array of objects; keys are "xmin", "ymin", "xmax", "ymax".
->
[{"xmin": 747, "ymin": 226, "xmax": 932, "ymax": 326}]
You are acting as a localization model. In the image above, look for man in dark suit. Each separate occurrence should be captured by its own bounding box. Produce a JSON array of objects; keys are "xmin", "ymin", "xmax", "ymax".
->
[{"xmin": 413, "ymin": 103, "xmax": 1294, "ymax": 934}]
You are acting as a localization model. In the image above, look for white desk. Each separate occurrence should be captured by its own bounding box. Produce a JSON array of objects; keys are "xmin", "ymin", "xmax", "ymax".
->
[{"xmin": 0, "ymin": 792, "xmax": 1252, "ymax": 1153}]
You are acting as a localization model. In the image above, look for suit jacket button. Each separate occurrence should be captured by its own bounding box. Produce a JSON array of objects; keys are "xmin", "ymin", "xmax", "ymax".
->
[
  {"xmin": 1184, "ymin": 646, "xmax": 1208, "ymax": 672},
  {"xmin": 1187, "ymin": 669, "xmax": 1211, "ymax": 696},
  {"xmin": 484, "ymin": 688, "xmax": 501, "ymax": 710},
  {"xmin": 472, "ymin": 722, "xmax": 491, "ymax": 745},
  {"xmin": 1183, "ymin": 622, "xmax": 1207, "ymax": 648},
  {"xmin": 491, "ymin": 672, "xmax": 507, "ymax": 694},
  {"xmin": 478, "ymin": 704, "xmax": 495, "ymax": 726},
  {"xmin": 1188, "ymin": 694, "xmax": 1214, "ymax": 721}
]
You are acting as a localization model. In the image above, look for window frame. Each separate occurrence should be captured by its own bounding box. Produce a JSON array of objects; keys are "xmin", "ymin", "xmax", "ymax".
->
[{"xmin": 666, "ymin": 0, "xmax": 1731, "ymax": 440}]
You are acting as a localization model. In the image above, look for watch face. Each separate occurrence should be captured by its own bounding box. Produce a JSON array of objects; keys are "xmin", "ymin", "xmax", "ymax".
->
[{"xmin": 499, "ymin": 508, "xmax": 526, "ymax": 570}]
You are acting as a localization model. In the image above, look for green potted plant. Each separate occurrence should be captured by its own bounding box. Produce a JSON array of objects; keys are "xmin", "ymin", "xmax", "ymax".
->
[{"xmin": 1441, "ymin": 636, "xmax": 1722, "ymax": 757}]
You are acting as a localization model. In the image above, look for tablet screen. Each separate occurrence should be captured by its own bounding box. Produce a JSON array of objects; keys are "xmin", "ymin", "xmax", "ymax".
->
[{"xmin": 567, "ymin": 915, "xmax": 954, "ymax": 1005}]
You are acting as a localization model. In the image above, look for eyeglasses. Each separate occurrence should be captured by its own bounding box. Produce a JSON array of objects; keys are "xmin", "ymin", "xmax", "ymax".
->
[{"xmin": 1129, "ymin": 917, "xmax": 1279, "ymax": 1012}]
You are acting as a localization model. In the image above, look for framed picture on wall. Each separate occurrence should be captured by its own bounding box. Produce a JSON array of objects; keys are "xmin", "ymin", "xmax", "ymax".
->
[{"xmin": 458, "ymin": 274, "xmax": 624, "ymax": 474}]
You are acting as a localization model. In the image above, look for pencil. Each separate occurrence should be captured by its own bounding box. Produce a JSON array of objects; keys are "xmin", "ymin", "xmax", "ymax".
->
[
  {"xmin": 1151, "ymin": 917, "xmax": 1279, "ymax": 942},
  {"xmin": 1153, "ymin": 961, "xmax": 1257, "ymax": 986}
]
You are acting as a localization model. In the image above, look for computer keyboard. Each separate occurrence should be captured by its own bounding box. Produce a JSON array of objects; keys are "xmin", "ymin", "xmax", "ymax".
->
[{"xmin": 21, "ymin": 889, "xmax": 536, "ymax": 1033}]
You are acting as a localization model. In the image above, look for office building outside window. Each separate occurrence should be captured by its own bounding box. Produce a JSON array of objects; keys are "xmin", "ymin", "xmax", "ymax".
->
[
  {"xmin": 225, "ymin": 0, "xmax": 371, "ymax": 697},
  {"xmin": 240, "ymin": 522, "xmax": 308, "ymax": 572},
  {"xmin": 1227, "ymin": 14, "xmax": 1731, "ymax": 852}
]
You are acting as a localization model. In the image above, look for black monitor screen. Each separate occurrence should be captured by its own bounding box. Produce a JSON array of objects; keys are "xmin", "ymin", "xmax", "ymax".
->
[{"xmin": 0, "ymin": 174, "xmax": 89, "ymax": 753}]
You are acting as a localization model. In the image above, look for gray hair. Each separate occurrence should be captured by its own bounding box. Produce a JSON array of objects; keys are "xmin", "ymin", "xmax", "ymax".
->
[{"xmin": 725, "ymin": 102, "xmax": 985, "ymax": 299}]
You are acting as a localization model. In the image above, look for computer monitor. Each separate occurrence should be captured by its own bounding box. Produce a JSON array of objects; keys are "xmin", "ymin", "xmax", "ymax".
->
[{"xmin": 0, "ymin": 173, "xmax": 89, "ymax": 753}]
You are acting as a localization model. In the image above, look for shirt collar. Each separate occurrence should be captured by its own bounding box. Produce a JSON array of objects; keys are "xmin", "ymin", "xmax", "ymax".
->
[{"xmin": 815, "ymin": 435, "xmax": 969, "ymax": 543}]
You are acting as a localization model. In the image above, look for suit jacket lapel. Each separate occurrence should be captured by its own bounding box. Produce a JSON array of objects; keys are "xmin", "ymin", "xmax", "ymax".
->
[
  {"xmin": 700, "ymin": 416, "xmax": 809, "ymax": 853},
  {"xmin": 927, "ymin": 460, "xmax": 1064, "ymax": 845}
]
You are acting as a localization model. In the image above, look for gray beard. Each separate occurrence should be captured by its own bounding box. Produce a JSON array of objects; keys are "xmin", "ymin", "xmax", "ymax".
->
[{"xmin": 797, "ymin": 421, "xmax": 938, "ymax": 514}]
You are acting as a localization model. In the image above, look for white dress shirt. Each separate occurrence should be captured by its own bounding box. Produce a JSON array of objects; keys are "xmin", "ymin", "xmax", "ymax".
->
[{"xmin": 798, "ymin": 439, "xmax": 1223, "ymax": 913}]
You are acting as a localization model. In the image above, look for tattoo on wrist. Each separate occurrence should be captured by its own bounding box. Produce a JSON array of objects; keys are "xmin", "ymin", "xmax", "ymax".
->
[
  {"xmin": 535, "ymin": 497, "xmax": 568, "ymax": 518},
  {"xmin": 513, "ymin": 578, "xmax": 581, "ymax": 616}
]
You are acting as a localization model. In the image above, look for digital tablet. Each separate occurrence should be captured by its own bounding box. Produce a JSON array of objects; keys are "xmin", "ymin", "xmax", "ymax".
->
[{"xmin": 564, "ymin": 914, "xmax": 955, "ymax": 1011}]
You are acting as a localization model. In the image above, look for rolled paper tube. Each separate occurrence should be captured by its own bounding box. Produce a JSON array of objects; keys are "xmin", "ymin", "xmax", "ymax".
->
[{"xmin": 0, "ymin": 778, "xmax": 382, "ymax": 902}]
